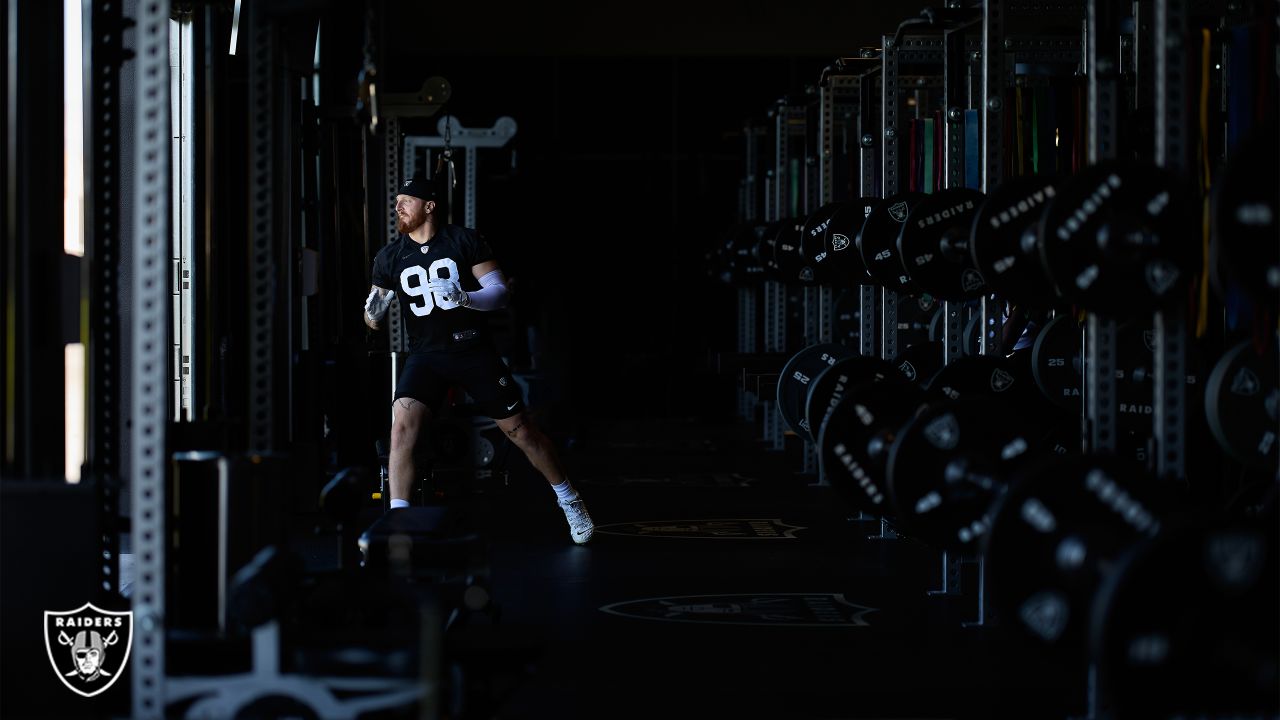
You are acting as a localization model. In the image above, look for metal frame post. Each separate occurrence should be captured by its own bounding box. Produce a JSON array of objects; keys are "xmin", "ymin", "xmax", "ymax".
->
[
  {"xmin": 131, "ymin": 0, "xmax": 172, "ymax": 714},
  {"xmin": 1152, "ymin": 0, "xmax": 1189, "ymax": 480}
]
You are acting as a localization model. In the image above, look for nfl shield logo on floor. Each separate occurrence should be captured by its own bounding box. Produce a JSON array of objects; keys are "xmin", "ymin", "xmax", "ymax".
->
[{"xmin": 44, "ymin": 603, "xmax": 133, "ymax": 697}]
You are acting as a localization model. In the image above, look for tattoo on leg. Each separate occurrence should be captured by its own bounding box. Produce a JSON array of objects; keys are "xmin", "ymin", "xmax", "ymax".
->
[{"xmin": 395, "ymin": 398, "xmax": 417, "ymax": 411}]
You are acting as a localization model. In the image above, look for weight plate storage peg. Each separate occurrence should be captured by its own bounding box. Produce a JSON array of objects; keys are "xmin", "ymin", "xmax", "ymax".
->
[
  {"xmin": 776, "ymin": 343, "xmax": 857, "ymax": 438},
  {"xmin": 896, "ymin": 187, "xmax": 989, "ymax": 301},
  {"xmin": 1036, "ymin": 161, "xmax": 1197, "ymax": 321}
]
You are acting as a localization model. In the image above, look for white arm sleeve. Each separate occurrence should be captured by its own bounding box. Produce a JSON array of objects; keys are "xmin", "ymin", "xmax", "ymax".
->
[{"xmin": 463, "ymin": 270, "xmax": 508, "ymax": 311}]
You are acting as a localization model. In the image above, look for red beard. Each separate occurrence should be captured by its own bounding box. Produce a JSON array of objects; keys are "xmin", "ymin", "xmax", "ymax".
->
[{"xmin": 396, "ymin": 209, "xmax": 427, "ymax": 234}]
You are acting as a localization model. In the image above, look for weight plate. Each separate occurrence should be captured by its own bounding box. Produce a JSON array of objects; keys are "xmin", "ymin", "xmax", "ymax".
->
[
  {"xmin": 1008, "ymin": 345, "xmax": 1076, "ymax": 448},
  {"xmin": 1211, "ymin": 120, "xmax": 1279, "ymax": 309},
  {"xmin": 776, "ymin": 343, "xmax": 856, "ymax": 437},
  {"xmin": 897, "ymin": 188, "xmax": 989, "ymax": 300},
  {"xmin": 1031, "ymin": 314, "xmax": 1081, "ymax": 411},
  {"xmin": 799, "ymin": 202, "xmax": 844, "ymax": 286},
  {"xmin": 970, "ymin": 175, "xmax": 1061, "ymax": 307},
  {"xmin": 895, "ymin": 294, "xmax": 941, "ymax": 351},
  {"xmin": 803, "ymin": 355, "xmax": 900, "ymax": 443},
  {"xmin": 724, "ymin": 223, "xmax": 769, "ymax": 286},
  {"xmin": 984, "ymin": 453, "xmax": 1168, "ymax": 666},
  {"xmin": 1205, "ymin": 338, "xmax": 1279, "ymax": 470},
  {"xmin": 927, "ymin": 306, "xmax": 945, "ymax": 342},
  {"xmin": 1090, "ymin": 515, "xmax": 1278, "ymax": 718},
  {"xmin": 818, "ymin": 377, "xmax": 925, "ymax": 519},
  {"xmin": 1114, "ymin": 321, "xmax": 1207, "ymax": 437},
  {"xmin": 1030, "ymin": 314, "xmax": 1207, "ymax": 435},
  {"xmin": 858, "ymin": 192, "xmax": 927, "ymax": 293},
  {"xmin": 925, "ymin": 353, "xmax": 1060, "ymax": 441},
  {"xmin": 773, "ymin": 218, "xmax": 811, "ymax": 285},
  {"xmin": 1037, "ymin": 161, "xmax": 1197, "ymax": 321},
  {"xmin": 822, "ymin": 197, "xmax": 880, "ymax": 288},
  {"xmin": 925, "ymin": 354, "xmax": 1021, "ymax": 403},
  {"xmin": 753, "ymin": 220, "xmax": 782, "ymax": 281},
  {"xmin": 886, "ymin": 396, "xmax": 1033, "ymax": 551}
]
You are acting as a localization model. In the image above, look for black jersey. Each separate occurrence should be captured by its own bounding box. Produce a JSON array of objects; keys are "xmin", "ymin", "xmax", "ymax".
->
[{"xmin": 371, "ymin": 224, "xmax": 495, "ymax": 353}]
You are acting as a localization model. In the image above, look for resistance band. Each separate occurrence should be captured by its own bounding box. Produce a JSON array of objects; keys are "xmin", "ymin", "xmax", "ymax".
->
[
  {"xmin": 964, "ymin": 108, "xmax": 980, "ymax": 189},
  {"xmin": 923, "ymin": 117, "xmax": 935, "ymax": 193}
]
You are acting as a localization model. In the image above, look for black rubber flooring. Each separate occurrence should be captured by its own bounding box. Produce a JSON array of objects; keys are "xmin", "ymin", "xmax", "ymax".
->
[{"xmin": 446, "ymin": 415, "xmax": 1082, "ymax": 720}]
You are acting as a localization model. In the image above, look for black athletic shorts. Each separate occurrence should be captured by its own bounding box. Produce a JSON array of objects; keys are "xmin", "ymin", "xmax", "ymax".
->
[{"xmin": 394, "ymin": 346, "xmax": 526, "ymax": 420}]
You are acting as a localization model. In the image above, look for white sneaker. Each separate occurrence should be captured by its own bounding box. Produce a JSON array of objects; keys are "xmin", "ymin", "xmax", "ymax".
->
[{"xmin": 559, "ymin": 498, "xmax": 594, "ymax": 544}]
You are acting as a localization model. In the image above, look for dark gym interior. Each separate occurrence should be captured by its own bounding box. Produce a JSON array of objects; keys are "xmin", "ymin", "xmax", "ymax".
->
[{"xmin": 2, "ymin": 0, "xmax": 1277, "ymax": 718}]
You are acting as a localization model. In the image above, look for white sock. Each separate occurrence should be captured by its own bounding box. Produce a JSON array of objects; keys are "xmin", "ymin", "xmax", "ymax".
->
[
  {"xmin": 551, "ymin": 479, "xmax": 578, "ymax": 504},
  {"xmin": 389, "ymin": 498, "xmax": 410, "ymax": 509}
]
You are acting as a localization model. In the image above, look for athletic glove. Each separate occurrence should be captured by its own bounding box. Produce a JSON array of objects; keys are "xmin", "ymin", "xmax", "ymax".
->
[
  {"xmin": 427, "ymin": 278, "xmax": 470, "ymax": 308},
  {"xmin": 364, "ymin": 288, "xmax": 394, "ymax": 321}
]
